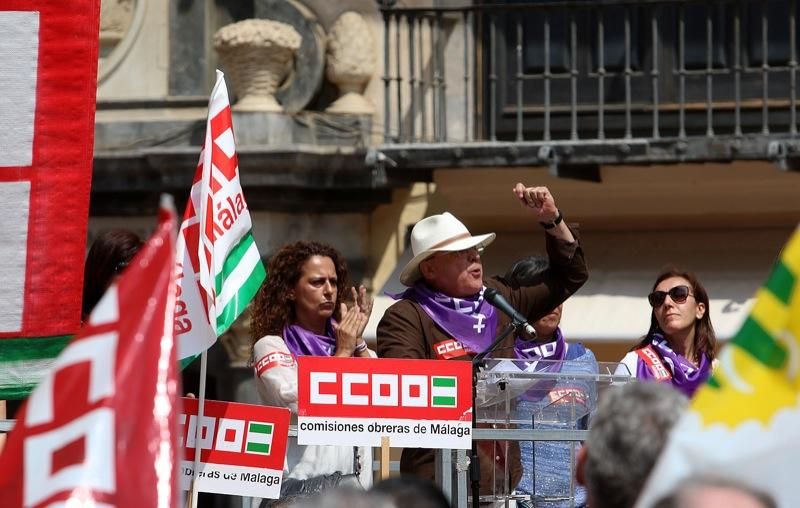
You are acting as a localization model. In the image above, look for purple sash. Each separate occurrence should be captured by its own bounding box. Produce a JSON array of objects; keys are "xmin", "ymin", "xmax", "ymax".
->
[
  {"xmin": 514, "ymin": 327, "xmax": 567, "ymax": 364},
  {"xmin": 637, "ymin": 334, "xmax": 711, "ymax": 397},
  {"xmin": 514, "ymin": 327, "xmax": 567, "ymax": 401},
  {"xmin": 393, "ymin": 282, "xmax": 499, "ymax": 354},
  {"xmin": 283, "ymin": 319, "xmax": 337, "ymax": 357}
]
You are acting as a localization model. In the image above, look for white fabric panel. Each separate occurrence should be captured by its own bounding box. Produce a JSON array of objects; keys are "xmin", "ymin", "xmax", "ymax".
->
[
  {"xmin": 0, "ymin": 11, "xmax": 39, "ymax": 167},
  {"xmin": 0, "ymin": 181, "xmax": 31, "ymax": 333}
]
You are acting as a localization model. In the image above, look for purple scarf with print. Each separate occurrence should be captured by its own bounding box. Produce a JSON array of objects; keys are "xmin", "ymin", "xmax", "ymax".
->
[
  {"xmin": 283, "ymin": 319, "xmax": 337, "ymax": 357},
  {"xmin": 394, "ymin": 282, "xmax": 499, "ymax": 355},
  {"xmin": 637, "ymin": 333, "xmax": 711, "ymax": 397},
  {"xmin": 514, "ymin": 327, "xmax": 567, "ymax": 401},
  {"xmin": 514, "ymin": 327, "xmax": 567, "ymax": 364}
]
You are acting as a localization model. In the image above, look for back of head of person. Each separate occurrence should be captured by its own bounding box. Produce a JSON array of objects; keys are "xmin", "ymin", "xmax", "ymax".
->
[
  {"xmin": 577, "ymin": 382, "xmax": 688, "ymax": 508},
  {"xmin": 371, "ymin": 476, "xmax": 451, "ymax": 508},
  {"xmin": 501, "ymin": 255, "xmax": 563, "ymax": 341},
  {"xmin": 651, "ymin": 477, "xmax": 776, "ymax": 508},
  {"xmin": 287, "ymin": 486, "xmax": 395, "ymax": 508},
  {"xmin": 502, "ymin": 255, "xmax": 550, "ymax": 289},
  {"xmin": 82, "ymin": 229, "xmax": 143, "ymax": 321}
]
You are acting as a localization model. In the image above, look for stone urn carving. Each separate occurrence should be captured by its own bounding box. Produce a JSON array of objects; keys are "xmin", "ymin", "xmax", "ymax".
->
[
  {"xmin": 325, "ymin": 12, "xmax": 376, "ymax": 115},
  {"xmin": 214, "ymin": 19, "xmax": 302, "ymax": 112}
]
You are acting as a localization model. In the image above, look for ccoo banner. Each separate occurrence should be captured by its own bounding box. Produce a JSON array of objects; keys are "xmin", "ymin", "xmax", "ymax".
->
[
  {"xmin": 0, "ymin": 1, "xmax": 100, "ymax": 398},
  {"xmin": 297, "ymin": 357, "xmax": 473, "ymax": 449},
  {"xmin": 180, "ymin": 398, "xmax": 290, "ymax": 499}
]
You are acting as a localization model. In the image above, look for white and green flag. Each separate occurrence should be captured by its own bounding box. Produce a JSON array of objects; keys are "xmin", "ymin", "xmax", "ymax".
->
[
  {"xmin": 635, "ymin": 226, "xmax": 800, "ymax": 508},
  {"xmin": 175, "ymin": 70, "xmax": 265, "ymax": 364}
]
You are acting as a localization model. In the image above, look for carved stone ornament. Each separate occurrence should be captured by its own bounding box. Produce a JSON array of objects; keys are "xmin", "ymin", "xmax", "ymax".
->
[
  {"xmin": 214, "ymin": 19, "xmax": 302, "ymax": 112},
  {"xmin": 325, "ymin": 12, "xmax": 376, "ymax": 115},
  {"xmin": 98, "ymin": 0, "xmax": 144, "ymax": 84}
]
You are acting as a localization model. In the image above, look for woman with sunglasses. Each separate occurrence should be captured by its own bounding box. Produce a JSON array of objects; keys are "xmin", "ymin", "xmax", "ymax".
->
[{"xmin": 616, "ymin": 267, "xmax": 716, "ymax": 397}]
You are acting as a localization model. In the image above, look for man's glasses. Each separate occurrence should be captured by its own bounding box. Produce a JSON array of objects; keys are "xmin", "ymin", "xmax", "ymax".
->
[
  {"xmin": 443, "ymin": 247, "xmax": 484, "ymax": 260},
  {"xmin": 648, "ymin": 285, "xmax": 693, "ymax": 307}
]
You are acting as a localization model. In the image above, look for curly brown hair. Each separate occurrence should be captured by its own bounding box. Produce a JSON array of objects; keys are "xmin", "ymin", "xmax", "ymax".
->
[
  {"xmin": 250, "ymin": 241, "xmax": 350, "ymax": 344},
  {"xmin": 634, "ymin": 266, "xmax": 717, "ymax": 362}
]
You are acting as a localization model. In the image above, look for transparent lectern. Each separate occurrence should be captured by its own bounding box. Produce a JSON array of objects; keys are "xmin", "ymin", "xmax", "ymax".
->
[{"xmin": 435, "ymin": 359, "xmax": 632, "ymax": 508}]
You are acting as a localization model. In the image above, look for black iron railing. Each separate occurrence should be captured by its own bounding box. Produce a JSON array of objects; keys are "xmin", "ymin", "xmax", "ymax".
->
[{"xmin": 380, "ymin": 0, "xmax": 800, "ymax": 166}]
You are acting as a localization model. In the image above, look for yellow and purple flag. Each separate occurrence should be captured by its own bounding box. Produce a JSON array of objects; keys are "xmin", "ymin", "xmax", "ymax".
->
[{"xmin": 636, "ymin": 226, "xmax": 800, "ymax": 508}]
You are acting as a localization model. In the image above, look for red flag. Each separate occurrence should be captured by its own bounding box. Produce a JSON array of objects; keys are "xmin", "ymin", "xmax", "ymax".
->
[{"xmin": 0, "ymin": 196, "xmax": 181, "ymax": 507}]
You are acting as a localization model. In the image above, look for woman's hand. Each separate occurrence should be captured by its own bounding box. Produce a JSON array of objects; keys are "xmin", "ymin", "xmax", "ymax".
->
[{"xmin": 332, "ymin": 286, "xmax": 373, "ymax": 357}]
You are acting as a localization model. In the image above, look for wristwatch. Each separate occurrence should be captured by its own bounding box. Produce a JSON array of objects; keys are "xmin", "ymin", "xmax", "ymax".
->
[{"xmin": 539, "ymin": 209, "xmax": 563, "ymax": 230}]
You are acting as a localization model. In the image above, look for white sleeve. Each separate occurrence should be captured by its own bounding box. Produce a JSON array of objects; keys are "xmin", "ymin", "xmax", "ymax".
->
[
  {"xmin": 253, "ymin": 335, "xmax": 299, "ymax": 413},
  {"xmin": 615, "ymin": 351, "xmax": 639, "ymax": 377}
]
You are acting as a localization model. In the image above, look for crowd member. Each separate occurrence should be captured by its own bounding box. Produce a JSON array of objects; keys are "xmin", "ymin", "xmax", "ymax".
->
[
  {"xmin": 651, "ymin": 477, "xmax": 777, "ymax": 508},
  {"xmin": 371, "ymin": 476, "xmax": 451, "ymax": 508},
  {"xmin": 378, "ymin": 184, "xmax": 588, "ymax": 493},
  {"xmin": 499, "ymin": 256, "xmax": 597, "ymax": 507},
  {"xmin": 250, "ymin": 241, "xmax": 374, "ymax": 496},
  {"xmin": 576, "ymin": 382, "xmax": 688, "ymax": 508},
  {"xmin": 81, "ymin": 229, "xmax": 143, "ymax": 322},
  {"xmin": 616, "ymin": 268, "xmax": 716, "ymax": 397},
  {"xmin": 289, "ymin": 486, "xmax": 395, "ymax": 508}
]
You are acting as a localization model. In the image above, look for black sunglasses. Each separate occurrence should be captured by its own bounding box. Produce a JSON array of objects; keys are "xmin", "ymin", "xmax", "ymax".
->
[{"xmin": 648, "ymin": 285, "xmax": 693, "ymax": 307}]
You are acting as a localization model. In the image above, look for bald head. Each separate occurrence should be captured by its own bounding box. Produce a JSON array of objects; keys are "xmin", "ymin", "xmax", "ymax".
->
[{"xmin": 653, "ymin": 478, "xmax": 776, "ymax": 508}]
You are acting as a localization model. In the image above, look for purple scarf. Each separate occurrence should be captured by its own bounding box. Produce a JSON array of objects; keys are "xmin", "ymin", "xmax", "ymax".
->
[
  {"xmin": 514, "ymin": 327, "xmax": 567, "ymax": 364},
  {"xmin": 514, "ymin": 327, "xmax": 567, "ymax": 401},
  {"xmin": 637, "ymin": 334, "xmax": 711, "ymax": 397},
  {"xmin": 283, "ymin": 319, "xmax": 337, "ymax": 357},
  {"xmin": 394, "ymin": 282, "xmax": 499, "ymax": 354}
]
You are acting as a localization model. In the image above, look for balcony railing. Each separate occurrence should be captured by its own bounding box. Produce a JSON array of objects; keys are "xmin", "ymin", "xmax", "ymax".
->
[{"xmin": 379, "ymin": 0, "xmax": 800, "ymax": 168}]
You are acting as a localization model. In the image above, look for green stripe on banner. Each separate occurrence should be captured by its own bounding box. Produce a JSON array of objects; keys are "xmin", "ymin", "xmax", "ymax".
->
[
  {"xmin": 216, "ymin": 261, "xmax": 266, "ymax": 335},
  {"xmin": 765, "ymin": 261, "xmax": 795, "ymax": 306},
  {"xmin": 215, "ymin": 232, "xmax": 256, "ymax": 295},
  {"xmin": 0, "ymin": 335, "xmax": 72, "ymax": 399},
  {"xmin": 432, "ymin": 377, "xmax": 456, "ymax": 388},
  {"xmin": 250, "ymin": 422, "xmax": 273, "ymax": 434},
  {"xmin": 0, "ymin": 382, "xmax": 39, "ymax": 400},
  {"xmin": 433, "ymin": 396, "xmax": 456, "ymax": 406},
  {"xmin": 246, "ymin": 442, "xmax": 270, "ymax": 454},
  {"xmin": 0, "ymin": 335, "xmax": 71, "ymax": 362},
  {"xmin": 733, "ymin": 317, "xmax": 787, "ymax": 370},
  {"xmin": 180, "ymin": 353, "xmax": 200, "ymax": 370}
]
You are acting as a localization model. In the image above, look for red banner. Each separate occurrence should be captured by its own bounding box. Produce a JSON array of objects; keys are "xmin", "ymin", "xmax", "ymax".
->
[
  {"xmin": 297, "ymin": 357, "xmax": 473, "ymax": 421},
  {"xmin": 0, "ymin": 198, "xmax": 181, "ymax": 507},
  {"xmin": 180, "ymin": 397, "xmax": 289, "ymax": 471},
  {"xmin": 0, "ymin": 0, "xmax": 99, "ymax": 338}
]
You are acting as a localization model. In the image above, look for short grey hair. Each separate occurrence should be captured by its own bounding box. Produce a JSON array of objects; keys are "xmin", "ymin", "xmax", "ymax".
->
[
  {"xmin": 652, "ymin": 476, "xmax": 777, "ymax": 508},
  {"xmin": 288, "ymin": 487, "xmax": 396, "ymax": 508},
  {"xmin": 583, "ymin": 382, "xmax": 688, "ymax": 508}
]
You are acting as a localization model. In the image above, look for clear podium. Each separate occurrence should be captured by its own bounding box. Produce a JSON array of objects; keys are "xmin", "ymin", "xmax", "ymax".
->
[{"xmin": 435, "ymin": 359, "xmax": 632, "ymax": 508}]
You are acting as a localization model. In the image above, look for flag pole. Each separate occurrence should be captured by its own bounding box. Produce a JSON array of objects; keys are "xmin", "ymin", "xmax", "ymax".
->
[{"xmin": 190, "ymin": 350, "xmax": 209, "ymax": 508}]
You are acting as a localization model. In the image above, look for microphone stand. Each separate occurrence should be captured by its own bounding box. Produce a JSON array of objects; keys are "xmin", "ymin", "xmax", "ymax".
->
[{"xmin": 469, "ymin": 321, "xmax": 522, "ymax": 508}]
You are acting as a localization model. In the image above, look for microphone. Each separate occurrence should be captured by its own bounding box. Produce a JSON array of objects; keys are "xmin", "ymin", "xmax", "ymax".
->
[{"xmin": 483, "ymin": 288, "xmax": 537, "ymax": 339}]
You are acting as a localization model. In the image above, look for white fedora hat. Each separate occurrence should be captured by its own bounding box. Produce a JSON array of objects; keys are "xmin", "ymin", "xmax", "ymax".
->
[{"xmin": 399, "ymin": 212, "xmax": 496, "ymax": 286}]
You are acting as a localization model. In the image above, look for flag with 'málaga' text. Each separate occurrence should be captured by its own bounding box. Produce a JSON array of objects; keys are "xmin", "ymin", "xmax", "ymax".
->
[
  {"xmin": 636, "ymin": 226, "xmax": 800, "ymax": 508},
  {"xmin": 175, "ymin": 70, "xmax": 266, "ymax": 363}
]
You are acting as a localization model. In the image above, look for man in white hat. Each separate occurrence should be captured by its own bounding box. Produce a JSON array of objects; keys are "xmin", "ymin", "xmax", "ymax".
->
[{"xmin": 376, "ymin": 183, "xmax": 588, "ymax": 490}]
